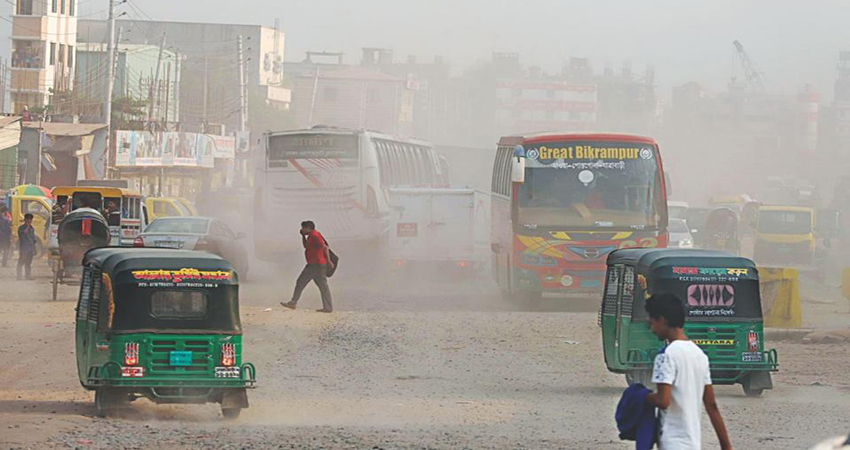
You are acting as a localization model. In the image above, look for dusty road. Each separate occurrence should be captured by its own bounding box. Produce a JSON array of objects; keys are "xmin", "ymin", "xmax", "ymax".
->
[{"xmin": 1, "ymin": 262, "xmax": 849, "ymax": 449}]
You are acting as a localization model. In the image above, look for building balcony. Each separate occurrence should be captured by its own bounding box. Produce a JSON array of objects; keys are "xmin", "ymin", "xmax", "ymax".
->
[
  {"xmin": 12, "ymin": 15, "xmax": 77, "ymax": 42},
  {"xmin": 10, "ymin": 67, "xmax": 50, "ymax": 93}
]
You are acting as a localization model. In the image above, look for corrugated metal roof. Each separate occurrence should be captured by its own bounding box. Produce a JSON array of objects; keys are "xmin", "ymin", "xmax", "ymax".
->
[{"xmin": 22, "ymin": 122, "xmax": 107, "ymax": 136}]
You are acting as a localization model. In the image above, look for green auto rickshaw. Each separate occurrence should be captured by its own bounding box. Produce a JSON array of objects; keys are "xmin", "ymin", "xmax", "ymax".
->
[
  {"xmin": 600, "ymin": 248, "xmax": 777, "ymax": 396},
  {"xmin": 75, "ymin": 248, "xmax": 256, "ymax": 418}
]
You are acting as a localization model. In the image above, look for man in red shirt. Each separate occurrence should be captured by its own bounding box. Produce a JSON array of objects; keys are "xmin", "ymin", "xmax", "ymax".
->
[{"xmin": 281, "ymin": 221, "xmax": 334, "ymax": 313}]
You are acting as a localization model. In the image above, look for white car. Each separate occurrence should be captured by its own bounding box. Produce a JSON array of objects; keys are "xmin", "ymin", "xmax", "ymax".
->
[
  {"xmin": 667, "ymin": 218, "xmax": 694, "ymax": 249},
  {"xmin": 136, "ymin": 216, "xmax": 250, "ymax": 277},
  {"xmin": 667, "ymin": 201, "xmax": 689, "ymax": 220}
]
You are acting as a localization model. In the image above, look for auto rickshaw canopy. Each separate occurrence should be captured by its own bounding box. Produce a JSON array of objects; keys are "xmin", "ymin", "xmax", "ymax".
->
[
  {"xmin": 607, "ymin": 248, "xmax": 763, "ymax": 322},
  {"xmin": 82, "ymin": 248, "xmax": 241, "ymax": 334}
]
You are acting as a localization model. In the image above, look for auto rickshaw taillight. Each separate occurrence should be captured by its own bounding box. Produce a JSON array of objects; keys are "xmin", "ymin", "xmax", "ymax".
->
[
  {"xmin": 221, "ymin": 343, "xmax": 235, "ymax": 367},
  {"xmin": 124, "ymin": 342, "xmax": 139, "ymax": 366}
]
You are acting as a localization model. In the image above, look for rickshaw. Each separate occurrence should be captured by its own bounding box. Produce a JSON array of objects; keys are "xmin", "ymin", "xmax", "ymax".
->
[
  {"xmin": 75, "ymin": 248, "xmax": 256, "ymax": 418},
  {"xmin": 49, "ymin": 186, "xmax": 147, "ymax": 249},
  {"xmin": 51, "ymin": 208, "xmax": 111, "ymax": 300},
  {"xmin": 600, "ymin": 248, "xmax": 778, "ymax": 396},
  {"xmin": 702, "ymin": 207, "xmax": 740, "ymax": 254}
]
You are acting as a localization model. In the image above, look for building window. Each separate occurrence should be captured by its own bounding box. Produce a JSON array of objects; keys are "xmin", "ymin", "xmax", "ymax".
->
[
  {"xmin": 52, "ymin": 0, "xmax": 57, "ymax": 13},
  {"xmin": 60, "ymin": 0, "xmax": 65, "ymax": 14},
  {"xmin": 323, "ymin": 87, "xmax": 338, "ymax": 102},
  {"xmin": 68, "ymin": 45, "xmax": 73, "ymax": 67},
  {"xmin": 68, "ymin": 0, "xmax": 74, "ymax": 15},
  {"xmin": 49, "ymin": 43, "xmax": 56, "ymax": 66},
  {"xmin": 12, "ymin": 40, "xmax": 44, "ymax": 68},
  {"xmin": 17, "ymin": 0, "xmax": 33, "ymax": 15},
  {"xmin": 58, "ymin": 44, "xmax": 65, "ymax": 65}
]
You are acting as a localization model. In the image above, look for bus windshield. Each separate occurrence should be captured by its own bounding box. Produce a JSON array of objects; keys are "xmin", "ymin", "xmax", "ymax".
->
[
  {"xmin": 517, "ymin": 141, "xmax": 662, "ymax": 229},
  {"xmin": 267, "ymin": 133, "xmax": 359, "ymax": 168}
]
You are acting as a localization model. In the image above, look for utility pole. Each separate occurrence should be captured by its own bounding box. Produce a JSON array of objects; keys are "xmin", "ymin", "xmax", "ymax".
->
[
  {"xmin": 104, "ymin": 0, "xmax": 116, "ymax": 178},
  {"xmin": 236, "ymin": 35, "xmax": 247, "ymax": 132},
  {"xmin": 202, "ymin": 53, "xmax": 208, "ymax": 131},
  {"xmin": 148, "ymin": 32, "xmax": 166, "ymax": 129}
]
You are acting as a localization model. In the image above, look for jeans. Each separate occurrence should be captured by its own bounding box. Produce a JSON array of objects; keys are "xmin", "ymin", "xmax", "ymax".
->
[
  {"xmin": 17, "ymin": 250, "xmax": 33, "ymax": 279},
  {"xmin": 291, "ymin": 264, "xmax": 333, "ymax": 311}
]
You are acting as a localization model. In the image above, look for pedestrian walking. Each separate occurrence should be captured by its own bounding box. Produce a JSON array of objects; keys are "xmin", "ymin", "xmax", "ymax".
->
[
  {"xmin": 17, "ymin": 213, "xmax": 37, "ymax": 280},
  {"xmin": 281, "ymin": 221, "xmax": 334, "ymax": 313},
  {"xmin": 0, "ymin": 205, "xmax": 12, "ymax": 267},
  {"xmin": 644, "ymin": 293, "xmax": 732, "ymax": 450}
]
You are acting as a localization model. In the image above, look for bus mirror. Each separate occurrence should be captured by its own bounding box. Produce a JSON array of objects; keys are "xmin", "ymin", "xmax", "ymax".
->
[{"xmin": 511, "ymin": 157, "xmax": 525, "ymax": 184}]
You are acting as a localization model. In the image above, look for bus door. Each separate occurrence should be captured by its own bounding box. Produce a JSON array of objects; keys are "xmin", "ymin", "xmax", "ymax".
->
[{"xmin": 118, "ymin": 197, "xmax": 143, "ymax": 246}]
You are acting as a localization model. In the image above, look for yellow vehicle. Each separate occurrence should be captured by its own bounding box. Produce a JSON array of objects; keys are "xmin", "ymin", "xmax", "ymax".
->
[
  {"xmin": 49, "ymin": 187, "xmax": 147, "ymax": 248},
  {"xmin": 8, "ymin": 194, "xmax": 53, "ymax": 256},
  {"xmin": 753, "ymin": 206, "xmax": 815, "ymax": 266},
  {"xmin": 144, "ymin": 197, "xmax": 198, "ymax": 221}
]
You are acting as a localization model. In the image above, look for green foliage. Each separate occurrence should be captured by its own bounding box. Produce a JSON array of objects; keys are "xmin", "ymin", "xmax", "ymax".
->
[{"xmin": 112, "ymin": 97, "xmax": 148, "ymax": 130}]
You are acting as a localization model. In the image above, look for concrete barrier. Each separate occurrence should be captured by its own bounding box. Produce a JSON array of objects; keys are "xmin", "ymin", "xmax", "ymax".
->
[{"xmin": 759, "ymin": 267, "xmax": 803, "ymax": 328}]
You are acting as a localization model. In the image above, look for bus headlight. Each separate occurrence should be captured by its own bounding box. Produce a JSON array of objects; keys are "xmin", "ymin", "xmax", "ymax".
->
[{"xmin": 560, "ymin": 275, "xmax": 574, "ymax": 287}]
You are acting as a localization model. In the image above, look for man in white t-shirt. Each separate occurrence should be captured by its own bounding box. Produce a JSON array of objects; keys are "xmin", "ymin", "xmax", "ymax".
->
[{"xmin": 644, "ymin": 293, "xmax": 732, "ymax": 450}]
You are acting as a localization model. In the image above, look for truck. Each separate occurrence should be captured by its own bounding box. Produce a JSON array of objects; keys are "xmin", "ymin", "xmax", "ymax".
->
[
  {"xmin": 753, "ymin": 205, "xmax": 815, "ymax": 266},
  {"xmin": 383, "ymin": 188, "xmax": 489, "ymax": 270}
]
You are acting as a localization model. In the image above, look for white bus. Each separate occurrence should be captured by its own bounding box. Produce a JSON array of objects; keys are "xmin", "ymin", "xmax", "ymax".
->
[{"xmin": 255, "ymin": 126, "xmax": 448, "ymax": 260}]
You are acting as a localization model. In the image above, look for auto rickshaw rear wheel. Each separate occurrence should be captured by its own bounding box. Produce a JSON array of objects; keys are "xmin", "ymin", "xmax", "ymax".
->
[
  {"xmin": 743, "ymin": 386, "xmax": 764, "ymax": 397},
  {"xmin": 221, "ymin": 407, "xmax": 241, "ymax": 420},
  {"xmin": 94, "ymin": 387, "xmax": 127, "ymax": 417}
]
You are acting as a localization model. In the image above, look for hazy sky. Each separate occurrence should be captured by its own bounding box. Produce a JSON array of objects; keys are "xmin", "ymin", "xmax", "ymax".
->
[{"xmin": 4, "ymin": 1, "xmax": 850, "ymax": 99}]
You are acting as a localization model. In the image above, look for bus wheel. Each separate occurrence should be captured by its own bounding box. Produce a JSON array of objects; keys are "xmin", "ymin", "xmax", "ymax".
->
[{"xmin": 517, "ymin": 290, "xmax": 542, "ymax": 311}]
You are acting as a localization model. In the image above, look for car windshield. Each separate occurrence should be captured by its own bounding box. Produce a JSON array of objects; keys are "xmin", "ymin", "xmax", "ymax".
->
[
  {"xmin": 758, "ymin": 210, "xmax": 812, "ymax": 235},
  {"xmin": 146, "ymin": 218, "xmax": 209, "ymax": 234},
  {"xmin": 668, "ymin": 205, "xmax": 688, "ymax": 220},
  {"xmin": 518, "ymin": 141, "xmax": 662, "ymax": 229},
  {"xmin": 669, "ymin": 219, "xmax": 689, "ymax": 233}
]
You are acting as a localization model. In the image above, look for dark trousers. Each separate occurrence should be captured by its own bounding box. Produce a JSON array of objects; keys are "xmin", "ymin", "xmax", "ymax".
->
[
  {"xmin": 17, "ymin": 250, "xmax": 33, "ymax": 279},
  {"xmin": 291, "ymin": 264, "xmax": 333, "ymax": 311},
  {"xmin": 0, "ymin": 242, "xmax": 10, "ymax": 267}
]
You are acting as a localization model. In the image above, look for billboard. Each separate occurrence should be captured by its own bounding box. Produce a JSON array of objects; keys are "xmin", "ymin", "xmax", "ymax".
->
[{"xmin": 116, "ymin": 131, "xmax": 224, "ymax": 168}]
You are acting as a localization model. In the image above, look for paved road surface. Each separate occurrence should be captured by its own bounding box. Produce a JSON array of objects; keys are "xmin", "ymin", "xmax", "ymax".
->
[{"xmin": 0, "ymin": 263, "xmax": 848, "ymax": 449}]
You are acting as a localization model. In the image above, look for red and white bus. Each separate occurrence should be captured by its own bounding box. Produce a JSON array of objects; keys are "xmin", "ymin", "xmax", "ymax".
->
[
  {"xmin": 255, "ymin": 126, "xmax": 448, "ymax": 261},
  {"xmin": 490, "ymin": 132, "xmax": 668, "ymax": 303}
]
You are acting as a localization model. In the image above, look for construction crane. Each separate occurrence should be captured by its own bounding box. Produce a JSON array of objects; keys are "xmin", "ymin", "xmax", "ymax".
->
[{"xmin": 733, "ymin": 40, "xmax": 766, "ymax": 93}]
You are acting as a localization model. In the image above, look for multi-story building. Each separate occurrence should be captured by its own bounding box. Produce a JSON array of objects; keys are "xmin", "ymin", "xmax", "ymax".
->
[
  {"xmin": 291, "ymin": 65, "xmax": 414, "ymax": 136},
  {"xmin": 10, "ymin": 0, "xmax": 77, "ymax": 114},
  {"xmin": 77, "ymin": 19, "xmax": 290, "ymax": 132}
]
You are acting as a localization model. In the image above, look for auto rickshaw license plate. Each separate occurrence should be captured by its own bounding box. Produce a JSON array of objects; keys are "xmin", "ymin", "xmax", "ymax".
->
[{"xmin": 169, "ymin": 351, "xmax": 193, "ymax": 366}]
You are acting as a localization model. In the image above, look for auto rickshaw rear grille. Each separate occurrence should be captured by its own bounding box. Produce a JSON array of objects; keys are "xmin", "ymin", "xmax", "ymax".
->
[{"xmin": 149, "ymin": 339, "xmax": 213, "ymax": 375}]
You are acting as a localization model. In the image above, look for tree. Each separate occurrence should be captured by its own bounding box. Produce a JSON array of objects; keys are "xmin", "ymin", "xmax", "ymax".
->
[{"xmin": 111, "ymin": 97, "xmax": 148, "ymax": 130}]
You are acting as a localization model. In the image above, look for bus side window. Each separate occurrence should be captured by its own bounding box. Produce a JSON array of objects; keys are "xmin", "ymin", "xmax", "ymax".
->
[
  {"xmin": 375, "ymin": 141, "xmax": 388, "ymax": 186},
  {"xmin": 491, "ymin": 148, "xmax": 501, "ymax": 193},
  {"xmin": 387, "ymin": 142, "xmax": 400, "ymax": 187}
]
